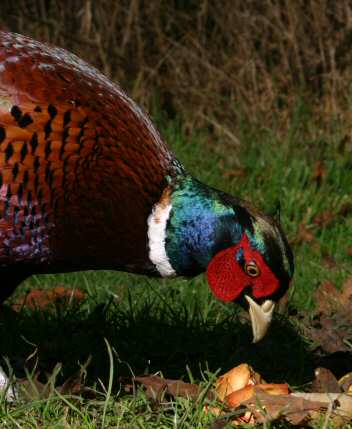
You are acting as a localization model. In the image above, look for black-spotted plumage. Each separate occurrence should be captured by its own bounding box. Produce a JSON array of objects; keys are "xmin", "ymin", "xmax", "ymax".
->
[
  {"xmin": 0, "ymin": 31, "xmax": 293, "ymax": 322},
  {"xmin": 0, "ymin": 31, "xmax": 182, "ymax": 290}
]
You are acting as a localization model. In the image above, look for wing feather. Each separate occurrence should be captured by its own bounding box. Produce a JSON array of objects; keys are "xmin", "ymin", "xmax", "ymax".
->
[{"xmin": 0, "ymin": 32, "xmax": 181, "ymax": 271}]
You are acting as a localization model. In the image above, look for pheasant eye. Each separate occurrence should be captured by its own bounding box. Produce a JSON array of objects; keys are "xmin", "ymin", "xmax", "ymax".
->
[{"xmin": 244, "ymin": 261, "xmax": 260, "ymax": 277}]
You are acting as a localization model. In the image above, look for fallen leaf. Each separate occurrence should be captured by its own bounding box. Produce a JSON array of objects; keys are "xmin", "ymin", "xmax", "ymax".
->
[
  {"xmin": 132, "ymin": 363, "xmax": 352, "ymax": 427},
  {"xmin": 210, "ymin": 364, "xmax": 352, "ymax": 426},
  {"xmin": 215, "ymin": 363, "xmax": 261, "ymax": 401},
  {"xmin": 312, "ymin": 211, "xmax": 336, "ymax": 228},
  {"xmin": 314, "ymin": 281, "xmax": 340, "ymax": 314},
  {"xmin": 246, "ymin": 388, "xmax": 352, "ymax": 426},
  {"xmin": 18, "ymin": 357, "xmax": 93, "ymax": 401},
  {"xmin": 244, "ymin": 389, "xmax": 326, "ymax": 425},
  {"xmin": 314, "ymin": 279, "xmax": 352, "ymax": 315},
  {"xmin": 305, "ymin": 279, "xmax": 352, "ymax": 353},
  {"xmin": 133, "ymin": 375, "xmax": 214, "ymax": 402},
  {"xmin": 12, "ymin": 286, "xmax": 86, "ymax": 312},
  {"xmin": 311, "ymin": 367, "xmax": 340, "ymax": 393},
  {"xmin": 18, "ymin": 367, "xmax": 60, "ymax": 400},
  {"xmin": 308, "ymin": 316, "xmax": 350, "ymax": 354},
  {"xmin": 347, "ymin": 246, "xmax": 352, "ymax": 257},
  {"xmin": 311, "ymin": 203, "xmax": 351, "ymax": 230},
  {"xmin": 57, "ymin": 356, "xmax": 93, "ymax": 397},
  {"xmin": 225, "ymin": 383, "xmax": 289, "ymax": 408},
  {"xmin": 339, "ymin": 372, "xmax": 352, "ymax": 394},
  {"xmin": 291, "ymin": 223, "xmax": 318, "ymax": 247},
  {"xmin": 291, "ymin": 392, "xmax": 352, "ymax": 425}
]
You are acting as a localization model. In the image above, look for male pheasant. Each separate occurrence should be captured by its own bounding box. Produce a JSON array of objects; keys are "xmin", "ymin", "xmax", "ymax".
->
[{"xmin": 0, "ymin": 31, "xmax": 293, "ymax": 346}]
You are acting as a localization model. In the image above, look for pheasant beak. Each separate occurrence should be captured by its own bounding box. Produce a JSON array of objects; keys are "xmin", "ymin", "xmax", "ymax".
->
[{"xmin": 245, "ymin": 295, "xmax": 275, "ymax": 343}]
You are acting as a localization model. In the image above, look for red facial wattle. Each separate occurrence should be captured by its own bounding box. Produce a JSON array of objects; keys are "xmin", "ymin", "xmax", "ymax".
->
[{"xmin": 206, "ymin": 234, "xmax": 279, "ymax": 302}]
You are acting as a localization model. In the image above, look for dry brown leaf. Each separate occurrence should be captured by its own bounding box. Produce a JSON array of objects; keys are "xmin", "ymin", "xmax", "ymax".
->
[
  {"xmin": 311, "ymin": 367, "xmax": 340, "ymax": 393},
  {"xmin": 133, "ymin": 375, "xmax": 214, "ymax": 402},
  {"xmin": 347, "ymin": 246, "xmax": 352, "ymax": 257},
  {"xmin": 126, "ymin": 363, "xmax": 352, "ymax": 428},
  {"xmin": 308, "ymin": 317, "xmax": 350, "ymax": 354},
  {"xmin": 131, "ymin": 363, "xmax": 352, "ymax": 427},
  {"xmin": 245, "ymin": 389, "xmax": 327, "ymax": 425},
  {"xmin": 314, "ymin": 279, "xmax": 352, "ymax": 315},
  {"xmin": 291, "ymin": 223, "xmax": 318, "ymax": 247},
  {"xmin": 291, "ymin": 392, "xmax": 352, "ymax": 425},
  {"xmin": 312, "ymin": 211, "xmax": 337, "ymax": 228},
  {"xmin": 225, "ymin": 383, "xmax": 289, "ymax": 408},
  {"xmin": 208, "ymin": 364, "xmax": 352, "ymax": 427},
  {"xmin": 211, "ymin": 364, "xmax": 289, "ymax": 426},
  {"xmin": 339, "ymin": 372, "xmax": 352, "ymax": 394},
  {"xmin": 57, "ymin": 356, "xmax": 93, "ymax": 397},
  {"xmin": 239, "ymin": 389, "xmax": 352, "ymax": 426},
  {"xmin": 306, "ymin": 278, "xmax": 352, "ymax": 353},
  {"xmin": 12, "ymin": 286, "xmax": 86, "ymax": 312},
  {"xmin": 18, "ymin": 371, "xmax": 57, "ymax": 400},
  {"xmin": 205, "ymin": 401, "xmax": 256, "ymax": 427},
  {"xmin": 18, "ymin": 357, "xmax": 93, "ymax": 401},
  {"xmin": 215, "ymin": 363, "xmax": 262, "ymax": 401},
  {"xmin": 314, "ymin": 281, "xmax": 340, "ymax": 314}
]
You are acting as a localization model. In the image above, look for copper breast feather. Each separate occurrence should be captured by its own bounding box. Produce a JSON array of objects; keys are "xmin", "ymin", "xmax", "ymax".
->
[{"xmin": 0, "ymin": 31, "xmax": 179, "ymax": 273}]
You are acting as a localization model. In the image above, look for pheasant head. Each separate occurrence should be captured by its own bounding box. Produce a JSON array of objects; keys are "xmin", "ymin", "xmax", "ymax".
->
[{"xmin": 148, "ymin": 175, "xmax": 294, "ymax": 342}]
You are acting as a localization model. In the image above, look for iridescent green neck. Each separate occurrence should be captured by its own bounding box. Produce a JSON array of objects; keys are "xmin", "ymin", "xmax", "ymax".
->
[
  {"xmin": 165, "ymin": 175, "xmax": 245, "ymax": 275},
  {"xmin": 147, "ymin": 174, "xmax": 293, "ymax": 281}
]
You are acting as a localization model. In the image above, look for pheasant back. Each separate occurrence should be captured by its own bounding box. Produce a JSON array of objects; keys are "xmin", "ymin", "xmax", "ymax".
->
[{"xmin": 0, "ymin": 31, "xmax": 181, "ymax": 274}]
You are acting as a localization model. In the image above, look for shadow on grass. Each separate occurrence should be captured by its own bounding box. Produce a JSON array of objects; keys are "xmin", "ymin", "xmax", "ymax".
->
[{"xmin": 0, "ymin": 298, "xmax": 322, "ymax": 389}]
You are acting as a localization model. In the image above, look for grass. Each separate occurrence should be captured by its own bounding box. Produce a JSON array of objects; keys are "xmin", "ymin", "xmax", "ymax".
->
[{"xmin": 0, "ymin": 105, "xmax": 351, "ymax": 427}]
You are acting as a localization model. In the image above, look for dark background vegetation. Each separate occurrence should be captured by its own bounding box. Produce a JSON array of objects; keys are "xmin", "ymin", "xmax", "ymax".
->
[{"xmin": 2, "ymin": 0, "xmax": 352, "ymax": 136}]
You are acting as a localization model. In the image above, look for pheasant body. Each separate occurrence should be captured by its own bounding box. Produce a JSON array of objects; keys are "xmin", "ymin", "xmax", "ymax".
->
[
  {"xmin": 0, "ymin": 31, "xmax": 184, "ymax": 281},
  {"xmin": 0, "ymin": 32, "xmax": 294, "ymax": 341}
]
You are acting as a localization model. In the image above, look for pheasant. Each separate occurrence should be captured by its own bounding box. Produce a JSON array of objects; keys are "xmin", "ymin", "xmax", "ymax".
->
[{"xmin": 0, "ymin": 31, "xmax": 293, "ymax": 348}]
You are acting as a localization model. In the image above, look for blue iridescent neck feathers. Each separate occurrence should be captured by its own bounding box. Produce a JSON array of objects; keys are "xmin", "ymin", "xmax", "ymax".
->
[{"xmin": 163, "ymin": 175, "xmax": 293, "ymax": 284}]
